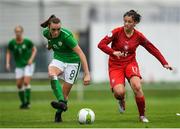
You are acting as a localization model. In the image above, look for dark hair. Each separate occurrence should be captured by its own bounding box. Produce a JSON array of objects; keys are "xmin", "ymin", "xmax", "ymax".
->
[
  {"xmin": 123, "ymin": 10, "xmax": 141, "ymax": 23},
  {"xmin": 40, "ymin": 15, "xmax": 61, "ymax": 28},
  {"xmin": 49, "ymin": 17, "xmax": 61, "ymax": 24}
]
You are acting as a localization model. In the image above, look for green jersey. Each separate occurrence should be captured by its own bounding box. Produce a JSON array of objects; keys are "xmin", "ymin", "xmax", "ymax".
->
[
  {"xmin": 8, "ymin": 38, "xmax": 34, "ymax": 68},
  {"xmin": 43, "ymin": 27, "xmax": 80, "ymax": 63}
]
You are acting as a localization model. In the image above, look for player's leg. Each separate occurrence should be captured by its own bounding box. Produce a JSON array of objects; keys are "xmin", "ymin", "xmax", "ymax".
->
[
  {"xmin": 49, "ymin": 66, "xmax": 67, "ymax": 110},
  {"xmin": 48, "ymin": 60, "xmax": 67, "ymax": 111},
  {"xmin": 55, "ymin": 82, "xmax": 72, "ymax": 122},
  {"xmin": 23, "ymin": 64, "xmax": 35, "ymax": 107},
  {"xmin": 15, "ymin": 68, "xmax": 26, "ymax": 108},
  {"xmin": 129, "ymin": 76, "xmax": 148, "ymax": 122},
  {"xmin": 24, "ymin": 76, "xmax": 31, "ymax": 107},
  {"xmin": 54, "ymin": 62, "xmax": 80, "ymax": 122},
  {"xmin": 113, "ymin": 84, "xmax": 126, "ymax": 113},
  {"xmin": 126, "ymin": 61, "xmax": 149, "ymax": 122},
  {"xmin": 109, "ymin": 66, "xmax": 126, "ymax": 113}
]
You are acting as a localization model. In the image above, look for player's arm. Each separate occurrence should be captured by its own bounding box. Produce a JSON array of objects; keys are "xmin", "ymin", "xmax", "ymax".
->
[
  {"xmin": 65, "ymin": 35, "xmax": 90, "ymax": 85},
  {"xmin": 27, "ymin": 40, "xmax": 37, "ymax": 65},
  {"xmin": 28, "ymin": 46, "xmax": 37, "ymax": 65},
  {"xmin": 6, "ymin": 49, "xmax": 11, "ymax": 71},
  {"xmin": 73, "ymin": 45, "xmax": 90, "ymax": 85},
  {"xmin": 98, "ymin": 28, "xmax": 119, "ymax": 56},
  {"xmin": 140, "ymin": 34, "xmax": 172, "ymax": 70}
]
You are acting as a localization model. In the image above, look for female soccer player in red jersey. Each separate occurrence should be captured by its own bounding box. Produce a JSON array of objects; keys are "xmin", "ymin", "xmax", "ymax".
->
[{"xmin": 98, "ymin": 10, "xmax": 172, "ymax": 123}]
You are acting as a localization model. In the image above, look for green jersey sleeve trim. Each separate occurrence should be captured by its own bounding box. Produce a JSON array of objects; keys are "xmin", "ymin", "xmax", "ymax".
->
[{"xmin": 24, "ymin": 38, "xmax": 34, "ymax": 49}]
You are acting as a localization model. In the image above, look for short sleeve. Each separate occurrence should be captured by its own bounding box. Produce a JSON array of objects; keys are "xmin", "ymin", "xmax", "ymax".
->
[
  {"xmin": 64, "ymin": 35, "xmax": 78, "ymax": 49},
  {"xmin": 29, "ymin": 40, "xmax": 34, "ymax": 49},
  {"xmin": 26, "ymin": 39, "xmax": 34, "ymax": 49},
  {"xmin": 8, "ymin": 41, "xmax": 13, "ymax": 51}
]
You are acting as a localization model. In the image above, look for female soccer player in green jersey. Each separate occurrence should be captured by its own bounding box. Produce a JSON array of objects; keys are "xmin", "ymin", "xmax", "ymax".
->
[
  {"xmin": 6, "ymin": 25, "xmax": 37, "ymax": 109},
  {"xmin": 41, "ymin": 15, "xmax": 91, "ymax": 123}
]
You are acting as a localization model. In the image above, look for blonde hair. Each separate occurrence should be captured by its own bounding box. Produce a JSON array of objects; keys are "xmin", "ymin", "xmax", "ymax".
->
[{"xmin": 14, "ymin": 25, "xmax": 24, "ymax": 32}]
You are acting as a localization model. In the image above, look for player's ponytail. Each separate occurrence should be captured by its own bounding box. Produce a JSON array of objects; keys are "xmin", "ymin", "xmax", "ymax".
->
[
  {"xmin": 40, "ymin": 14, "xmax": 57, "ymax": 28},
  {"xmin": 123, "ymin": 10, "xmax": 141, "ymax": 23}
]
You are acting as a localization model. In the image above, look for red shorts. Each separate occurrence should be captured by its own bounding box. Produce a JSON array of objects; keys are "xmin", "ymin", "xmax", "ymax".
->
[{"xmin": 109, "ymin": 61, "xmax": 141, "ymax": 88}]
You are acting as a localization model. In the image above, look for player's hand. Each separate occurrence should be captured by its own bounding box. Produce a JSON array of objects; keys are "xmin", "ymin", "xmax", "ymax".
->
[
  {"xmin": 6, "ymin": 63, "xmax": 10, "ymax": 72},
  {"xmin": 28, "ymin": 59, "xmax": 33, "ymax": 65},
  {"xmin": 83, "ymin": 73, "xmax": 91, "ymax": 86},
  {"xmin": 113, "ymin": 51, "xmax": 123, "ymax": 59},
  {"xmin": 163, "ymin": 64, "xmax": 173, "ymax": 70}
]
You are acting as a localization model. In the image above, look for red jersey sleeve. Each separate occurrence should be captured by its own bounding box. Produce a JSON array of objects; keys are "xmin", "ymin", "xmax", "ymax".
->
[
  {"xmin": 98, "ymin": 28, "xmax": 120, "ymax": 56},
  {"xmin": 139, "ymin": 33, "xmax": 168, "ymax": 66}
]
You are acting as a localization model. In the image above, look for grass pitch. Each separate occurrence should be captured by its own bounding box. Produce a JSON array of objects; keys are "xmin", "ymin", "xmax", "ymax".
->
[{"xmin": 0, "ymin": 80, "xmax": 180, "ymax": 128}]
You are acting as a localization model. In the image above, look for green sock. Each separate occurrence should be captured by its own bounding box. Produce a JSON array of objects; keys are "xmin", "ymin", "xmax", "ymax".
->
[
  {"xmin": 25, "ymin": 86, "xmax": 31, "ymax": 104},
  {"xmin": 51, "ymin": 76, "xmax": 64, "ymax": 101},
  {"xmin": 18, "ymin": 90, "xmax": 26, "ymax": 105},
  {"xmin": 57, "ymin": 100, "xmax": 68, "ymax": 113}
]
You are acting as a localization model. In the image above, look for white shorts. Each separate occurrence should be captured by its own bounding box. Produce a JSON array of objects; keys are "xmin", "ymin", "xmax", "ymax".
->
[
  {"xmin": 49, "ymin": 59, "xmax": 81, "ymax": 84},
  {"xmin": 15, "ymin": 63, "xmax": 35, "ymax": 79}
]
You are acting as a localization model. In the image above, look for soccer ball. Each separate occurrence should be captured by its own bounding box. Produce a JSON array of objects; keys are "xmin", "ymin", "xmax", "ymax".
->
[{"xmin": 78, "ymin": 108, "xmax": 95, "ymax": 124}]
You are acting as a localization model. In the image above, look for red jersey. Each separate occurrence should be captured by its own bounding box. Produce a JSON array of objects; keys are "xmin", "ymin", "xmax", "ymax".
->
[{"xmin": 98, "ymin": 26, "xmax": 168, "ymax": 66}]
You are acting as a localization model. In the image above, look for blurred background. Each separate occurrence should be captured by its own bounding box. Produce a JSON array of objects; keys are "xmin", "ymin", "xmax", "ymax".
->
[
  {"xmin": 0, "ymin": 0, "xmax": 180, "ymax": 94},
  {"xmin": 0, "ymin": 0, "xmax": 179, "ymax": 82}
]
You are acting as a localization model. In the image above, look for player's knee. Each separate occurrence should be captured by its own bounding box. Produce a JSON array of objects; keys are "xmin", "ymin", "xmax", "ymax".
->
[
  {"xmin": 48, "ymin": 70, "xmax": 53, "ymax": 77},
  {"xmin": 48, "ymin": 66, "xmax": 54, "ymax": 76},
  {"xmin": 48, "ymin": 70, "xmax": 57, "ymax": 78},
  {"xmin": 114, "ymin": 90, "xmax": 125, "ymax": 100},
  {"xmin": 132, "ymin": 82, "xmax": 142, "ymax": 94},
  {"xmin": 24, "ymin": 82, "xmax": 29, "ymax": 86},
  {"xmin": 50, "ymin": 75, "xmax": 58, "ymax": 81},
  {"xmin": 17, "ymin": 84, "xmax": 23, "ymax": 89}
]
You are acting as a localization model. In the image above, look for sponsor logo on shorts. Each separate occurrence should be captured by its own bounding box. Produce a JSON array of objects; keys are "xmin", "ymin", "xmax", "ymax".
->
[{"xmin": 132, "ymin": 66, "xmax": 138, "ymax": 74}]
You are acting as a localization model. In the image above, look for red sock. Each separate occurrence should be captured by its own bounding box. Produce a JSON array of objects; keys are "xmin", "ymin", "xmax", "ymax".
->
[{"xmin": 135, "ymin": 96, "xmax": 145, "ymax": 116}]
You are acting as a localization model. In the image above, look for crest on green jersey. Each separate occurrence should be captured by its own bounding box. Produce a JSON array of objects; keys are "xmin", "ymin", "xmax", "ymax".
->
[{"xmin": 58, "ymin": 41, "xmax": 63, "ymax": 46}]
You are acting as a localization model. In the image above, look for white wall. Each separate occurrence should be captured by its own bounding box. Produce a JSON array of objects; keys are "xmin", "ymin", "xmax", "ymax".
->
[{"xmin": 90, "ymin": 22, "xmax": 180, "ymax": 82}]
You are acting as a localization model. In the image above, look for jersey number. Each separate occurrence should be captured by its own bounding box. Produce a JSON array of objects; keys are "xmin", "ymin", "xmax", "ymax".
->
[{"xmin": 69, "ymin": 70, "xmax": 76, "ymax": 80}]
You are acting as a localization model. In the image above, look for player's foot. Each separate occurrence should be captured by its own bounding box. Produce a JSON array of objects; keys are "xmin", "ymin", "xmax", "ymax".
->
[
  {"xmin": 118, "ymin": 99, "xmax": 125, "ymax": 113},
  {"xmin": 54, "ymin": 111, "xmax": 62, "ymax": 123},
  {"xmin": 20, "ymin": 104, "xmax": 25, "ymax": 109},
  {"xmin": 25, "ymin": 102, "xmax": 31, "ymax": 108},
  {"xmin": 139, "ymin": 116, "xmax": 149, "ymax": 123},
  {"xmin": 19, "ymin": 104, "xmax": 29, "ymax": 109},
  {"xmin": 51, "ymin": 101, "xmax": 67, "ymax": 111}
]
